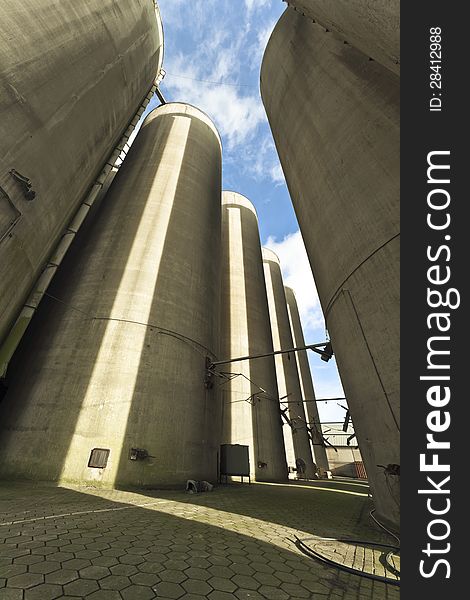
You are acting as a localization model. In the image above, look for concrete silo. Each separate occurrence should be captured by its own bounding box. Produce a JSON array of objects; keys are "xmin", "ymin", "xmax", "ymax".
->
[
  {"xmin": 284, "ymin": 286, "xmax": 329, "ymax": 475},
  {"xmin": 0, "ymin": 103, "xmax": 222, "ymax": 488},
  {"xmin": 220, "ymin": 192, "xmax": 287, "ymax": 482},
  {"xmin": 0, "ymin": 0, "xmax": 163, "ymax": 351},
  {"xmin": 261, "ymin": 8, "xmax": 399, "ymax": 527},
  {"xmin": 262, "ymin": 248, "xmax": 316, "ymax": 479},
  {"xmin": 285, "ymin": 0, "xmax": 399, "ymax": 74}
]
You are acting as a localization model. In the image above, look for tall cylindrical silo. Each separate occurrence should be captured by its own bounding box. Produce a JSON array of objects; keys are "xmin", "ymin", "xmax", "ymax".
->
[
  {"xmin": 220, "ymin": 192, "xmax": 287, "ymax": 482},
  {"xmin": 285, "ymin": 0, "xmax": 399, "ymax": 74},
  {"xmin": 0, "ymin": 103, "xmax": 222, "ymax": 488},
  {"xmin": 284, "ymin": 286, "xmax": 329, "ymax": 475},
  {"xmin": 261, "ymin": 8, "xmax": 400, "ymax": 527},
  {"xmin": 262, "ymin": 248, "xmax": 316, "ymax": 479},
  {"xmin": 0, "ymin": 0, "xmax": 163, "ymax": 347}
]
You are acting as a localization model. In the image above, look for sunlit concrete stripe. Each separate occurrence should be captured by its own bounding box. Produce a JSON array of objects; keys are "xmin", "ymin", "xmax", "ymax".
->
[
  {"xmin": 263, "ymin": 262, "xmax": 296, "ymax": 469},
  {"xmin": 224, "ymin": 207, "xmax": 254, "ymax": 467},
  {"xmin": 60, "ymin": 116, "xmax": 191, "ymax": 486}
]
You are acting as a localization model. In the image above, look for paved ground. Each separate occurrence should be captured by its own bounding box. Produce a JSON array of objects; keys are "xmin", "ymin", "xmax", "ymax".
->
[{"xmin": 0, "ymin": 479, "xmax": 399, "ymax": 599}]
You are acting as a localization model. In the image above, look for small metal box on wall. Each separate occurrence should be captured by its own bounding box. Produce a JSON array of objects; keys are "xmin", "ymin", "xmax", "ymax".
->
[{"xmin": 220, "ymin": 444, "xmax": 250, "ymax": 483}]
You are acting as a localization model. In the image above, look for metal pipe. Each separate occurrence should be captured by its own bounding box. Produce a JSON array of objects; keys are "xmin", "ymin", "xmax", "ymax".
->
[{"xmin": 210, "ymin": 341, "xmax": 330, "ymax": 367}]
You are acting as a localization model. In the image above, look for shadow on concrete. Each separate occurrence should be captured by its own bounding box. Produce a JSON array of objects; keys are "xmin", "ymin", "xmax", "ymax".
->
[
  {"xmin": 0, "ymin": 117, "xmax": 174, "ymax": 480},
  {"xmin": 0, "ymin": 482, "xmax": 398, "ymax": 600}
]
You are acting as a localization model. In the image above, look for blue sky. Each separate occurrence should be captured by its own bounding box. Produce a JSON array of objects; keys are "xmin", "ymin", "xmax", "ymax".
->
[{"xmin": 143, "ymin": 0, "xmax": 346, "ymax": 422}]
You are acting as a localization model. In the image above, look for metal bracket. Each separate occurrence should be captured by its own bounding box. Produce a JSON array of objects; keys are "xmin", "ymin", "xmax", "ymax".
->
[{"xmin": 9, "ymin": 169, "xmax": 36, "ymax": 200}]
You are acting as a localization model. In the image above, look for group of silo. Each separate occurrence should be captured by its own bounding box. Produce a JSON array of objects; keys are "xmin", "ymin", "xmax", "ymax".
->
[
  {"xmin": 0, "ymin": 1, "xmax": 326, "ymax": 489},
  {"xmin": 261, "ymin": 0, "xmax": 400, "ymax": 529},
  {"xmin": 0, "ymin": 0, "xmax": 400, "ymax": 532}
]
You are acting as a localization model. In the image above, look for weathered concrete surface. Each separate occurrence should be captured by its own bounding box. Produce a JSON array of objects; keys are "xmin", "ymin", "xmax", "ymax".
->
[
  {"xmin": 261, "ymin": 8, "xmax": 399, "ymax": 528},
  {"xmin": 286, "ymin": 0, "xmax": 400, "ymax": 74},
  {"xmin": 0, "ymin": 479, "xmax": 399, "ymax": 599},
  {"xmin": 220, "ymin": 192, "xmax": 287, "ymax": 482},
  {"xmin": 0, "ymin": 0, "xmax": 163, "ymax": 346},
  {"xmin": 262, "ymin": 249, "xmax": 316, "ymax": 479},
  {"xmin": 284, "ymin": 286, "xmax": 329, "ymax": 474},
  {"xmin": 0, "ymin": 103, "xmax": 222, "ymax": 488}
]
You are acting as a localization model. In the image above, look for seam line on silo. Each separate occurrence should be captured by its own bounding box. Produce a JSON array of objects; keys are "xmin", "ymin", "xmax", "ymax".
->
[{"xmin": 324, "ymin": 232, "xmax": 400, "ymax": 320}]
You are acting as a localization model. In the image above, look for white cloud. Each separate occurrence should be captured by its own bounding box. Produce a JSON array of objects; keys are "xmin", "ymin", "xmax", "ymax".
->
[
  {"xmin": 264, "ymin": 230, "xmax": 324, "ymax": 334},
  {"xmin": 269, "ymin": 163, "xmax": 284, "ymax": 184},
  {"xmin": 163, "ymin": 52, "xmax": 264, "ymax": 149},
  {"xmin": 245, "ymin": 0, "xmax": 271, "ymax": 13},
  {"xmin": 242, "ymin": 135, "xmax": 285, "ymax": 185}
]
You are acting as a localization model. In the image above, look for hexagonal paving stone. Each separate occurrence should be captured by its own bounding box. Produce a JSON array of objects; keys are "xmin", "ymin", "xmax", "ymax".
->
[
  {"xmin": 253, "ymin": 573, "xmax": 281, "ymax": 587},
  {"xmin": 1, "ymin": 549, "xmax": 29, "ymax": 560},
  {"xmin": 75, "ymin": 550, "xmax": 102, "ymax": 560},
  {"xmin": 110, "ymin": 564, "xmax": 138, "ymax": 576},
  {"xmin": 230, "ymin": 564, "xmax": 254, "ymax": 576},
  {"xmin": 164, "ymin": 560, "xmax": 189, "ymax": 571},
  {"xmin": 6, "ymin": 572, "xmax": 44, "ymax": 589},
  {"xmin": 280, "ymin": 582, "xmax": 311, "ymax": 598},
  {"xmin": 258, "ymin": 586, "xmax": 289, "ymax": 600},
  {"xmin": 207, "ymin": 566, "xmax": 234, "ymax": 579},
  {"xmin": 186, "ymin": 557, "xmax": 211, "ymax": 569},
  {"xmin": 63, "ymin": 578, "xmax": 99, "ymax": 596},
  {"xmin": 87, "ymin": 591, "xmax": 123, "ymax": 600},
  {"xmin": 183, "ymin": 567, "xmax": 211, "ymax": 581},
  {"xmin": 48, "ymin": 552, "xmax": 75, "ymax": 563},
  {"xmin": 274, "ymin": 571, "xmax": 298, "ymax": 584},
  {"xmin": 154, "ymin": 581, "xmax": 186, "ymax": 599},
  {"xmin": 232, "ymin": 575, "xmax": 260, "ymax": 590},
  {"xmin": 62, "ymin": 558, "xmax": 91, "ymax": 571},
  {"xmin": 79, "ymin": 565, "xmax": 111, "ymax": 580},
  {"xmin": 251, "ymin": 563, "xmax": 273, "ymax": 574},
  {"xmin": 99, "ymin": 575, "xmax": 131, "ymax": 590},
  {"xmin": 208, "ymin": 576, "xmax": 237, "ymax": 593},
  {"xmin": 119, "ymin": 554, "xmax": 145, "ymax": 566},
  {"xmin": 299, "ymin": 578, "xmax": 330, "ymax": 594},
  {"xmin": 92, "ymin": 556, "xmax": 119, "ymax": 568},
  {"xmin": 31, "ymin": 547, "xmax": 57, "ymax": 556},
  {"xmin": 0, "ymin": 565, "xmax": 26, "ymax": 579},
  {"xmin": 121, "ymin": 585, "xmax": 158, "ymax": 600},
  {"xmin": 181, "ymin": 578, "xmax": 213, "ymax": 596},
  {"xmin": 102, "ymin": 549, "xmax": 126, "ymax": 558},
  {"xmin": 13, "ymin": 554, "xmax": 44, "ymax": 566},
  {"xmin": 207, "ymin": 556, "xmax": 232, "ymax": 567},
  {"xmin": 160, "ymin": 569, "xmax": 187, "ymax": 584},
  {"xmin": 24, "ymin": 583, "xmax": 62, "ymax": 600},
  {"xmin": 235, "ymin": 590, "xmax": 265, "ymax": 600},
  {"xmin": 0, "ymin": 588, "xmax": 24, "ymax": 599},
  {"xmin": 208, "ymin": 591, "xmax": 237, "ymax": 600},
  {"xmin": 45, "ymin": 569, "xmax": 79, "ymax": 585},
  {"xmin": 29, "ymin": 561, "xmax": 61, "ymax": 575},
  {"xmin": 130, "ymin": 572, "xmax": 160, "ymax": 586}
]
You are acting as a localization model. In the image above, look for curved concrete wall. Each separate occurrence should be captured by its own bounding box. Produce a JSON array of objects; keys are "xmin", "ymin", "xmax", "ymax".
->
[
  {"xmin": 0, "ymin": 0, "xmax": 164, "ymax": 346},
  {"xmin": 284, "ymin": 286, "xmax": 329, "ymax": 474},
  {"xmin": 0, "ymin": 103, "xmax": 222, "ymax": 488},
  {"xmin": 220, "ymin": 191, "xmax": 287, "ymax": 482},
  {"xmin": 286, "ymin": 0, "xmax": 399, "ymax": 74},
  {"xmin": 261, "ymin": 8, "xmax": 399, "ymax": 527},
  {"xmin": 262, "ymin": 248, "xmax": 315, "ymax": 479}
]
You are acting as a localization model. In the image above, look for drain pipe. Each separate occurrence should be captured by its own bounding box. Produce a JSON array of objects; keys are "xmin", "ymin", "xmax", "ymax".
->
[{"xmin": 0, "ymin": 77, "xmax": 164, "ymax": 379}]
